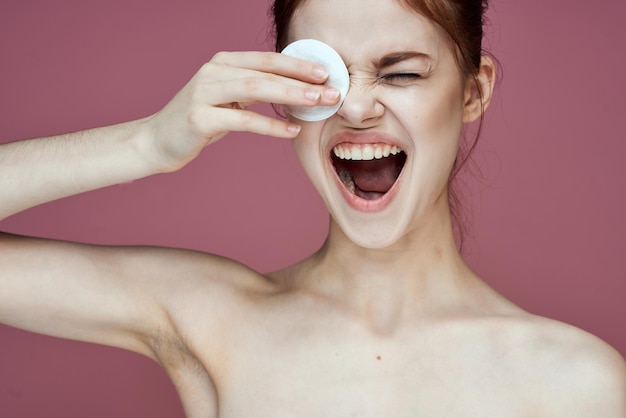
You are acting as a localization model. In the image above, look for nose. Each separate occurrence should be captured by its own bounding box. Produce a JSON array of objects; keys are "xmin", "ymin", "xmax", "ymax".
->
[{"xmin": 336, "ymin": 78, "xmax": 385, "ymax": 126}]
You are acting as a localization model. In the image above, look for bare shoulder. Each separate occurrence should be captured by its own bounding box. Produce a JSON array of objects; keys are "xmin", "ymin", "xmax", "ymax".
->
[
  {"xmin": 499, "ymin": 313, "xmax": 626, "ymax": 416},
  {"xmin": 129, "ymin": 244, "xmax": 270, "ymax": 290},
  {"xmin": 106, "ymin": 243, "xmax": 276, "ymax": 360},
  {"xmin": 120, "ymin": 244, "xmax": 277, "ymax": 316}
]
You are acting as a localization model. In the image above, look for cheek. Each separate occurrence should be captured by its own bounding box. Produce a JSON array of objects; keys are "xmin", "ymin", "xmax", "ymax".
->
[
  {"xmin": 385, "ymin": 84, "xmax": 465, "ymax": 191},
  {"xmin": 416, "ymin": 92, "xmax": 464, "ymax": 173},
  {"xmin": 384, "ymin": 84, "xmax": 465, "ymax": 148}
]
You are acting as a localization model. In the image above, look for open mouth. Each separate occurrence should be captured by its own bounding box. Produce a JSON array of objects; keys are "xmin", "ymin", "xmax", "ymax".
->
[{"xmin": 331, "ymin": 143, "xmax": 407, "ymax": 201}]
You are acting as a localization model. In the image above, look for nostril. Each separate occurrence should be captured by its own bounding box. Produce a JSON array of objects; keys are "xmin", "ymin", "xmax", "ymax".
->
[{"xmin": 336, "ymin": 88, "xmax": 385, "ymax": 124}]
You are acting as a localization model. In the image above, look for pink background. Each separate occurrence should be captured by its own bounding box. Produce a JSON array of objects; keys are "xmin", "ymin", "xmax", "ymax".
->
[{"xmin": 1, "ymin": 0, "xmax": 625, "ymax": 416}]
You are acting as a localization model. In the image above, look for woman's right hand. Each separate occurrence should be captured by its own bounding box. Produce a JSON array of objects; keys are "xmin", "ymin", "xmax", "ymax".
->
[{"xmin": 144, "ymin": 51, "xmax": 340, "ymax": 173}]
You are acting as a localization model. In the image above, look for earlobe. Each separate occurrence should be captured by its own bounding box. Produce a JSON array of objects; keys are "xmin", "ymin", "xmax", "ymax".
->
[{"xmin": 463, "ymin": 55, "xmax": 496, "ymax": 123}]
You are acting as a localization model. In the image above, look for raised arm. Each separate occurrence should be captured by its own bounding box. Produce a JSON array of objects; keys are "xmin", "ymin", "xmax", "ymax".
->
[
  {"xmin": 0, "ymin": 119, "xmax": 155, "ymax": 219},
  {"xmin": 0, "ymin": 51, "xmax": 338, "ymax": 220},
  {"xmin": 0, "ymin": 51, "xmax": 340, "ymax": 355}
]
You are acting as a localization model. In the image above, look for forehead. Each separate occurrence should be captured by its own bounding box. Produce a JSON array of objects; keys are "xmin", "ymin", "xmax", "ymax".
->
[{"xmin": 288, "ymin": 0, "xmax": 448, "ymax": 62}]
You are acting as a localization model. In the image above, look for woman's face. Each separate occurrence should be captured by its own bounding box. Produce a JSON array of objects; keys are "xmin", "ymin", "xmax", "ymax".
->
[{"xmin": 288, "ymin": 0, "xmax": 474, "ymax": 249}]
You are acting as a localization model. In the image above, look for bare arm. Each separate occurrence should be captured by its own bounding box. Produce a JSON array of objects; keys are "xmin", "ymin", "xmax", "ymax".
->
[
  {"xmin": 0, "ymin": 231, "xmax": 258, "ymax": 362},
  {"xmin": 0, "ymin": 119, "xmax": 155, "ymax": 219},
  {"xmin": 0, "ymin": 51, "xmax": 339, "ymax": 354},
  {"xmin": 0, "ymin": 51, "xmax": 337, "ymax": 220},
  {"xmin": 0, "ymin": 232, "xmax": 166, "ymax": 357}
]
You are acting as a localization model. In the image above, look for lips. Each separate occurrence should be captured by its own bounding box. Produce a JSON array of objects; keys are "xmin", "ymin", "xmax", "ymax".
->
[{"xmin": 328, "ymin": 133, "xmax": 407, "ymax": 210}]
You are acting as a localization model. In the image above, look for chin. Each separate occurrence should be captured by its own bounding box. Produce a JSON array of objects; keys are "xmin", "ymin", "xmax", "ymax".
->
[{"xmin": 334, "ymin": 217, "xmax": 408, "ymax": 250}]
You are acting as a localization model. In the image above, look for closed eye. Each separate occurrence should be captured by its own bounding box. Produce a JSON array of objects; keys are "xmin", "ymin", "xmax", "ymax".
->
[{"xmin": 380, "ymin": 73, "xmax": 422, "ymax": 85}]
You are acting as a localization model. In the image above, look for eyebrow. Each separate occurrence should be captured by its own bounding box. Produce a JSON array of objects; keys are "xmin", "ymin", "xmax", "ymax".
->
[{"xmin": 375, "ymin": 51, "xmax": 432, "ymax": 68}]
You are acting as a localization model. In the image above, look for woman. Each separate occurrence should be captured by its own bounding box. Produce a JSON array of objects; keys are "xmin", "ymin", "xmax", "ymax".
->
[{"xmin": 0, "ymin": 0, "xmax": 624, "ymax": 416}]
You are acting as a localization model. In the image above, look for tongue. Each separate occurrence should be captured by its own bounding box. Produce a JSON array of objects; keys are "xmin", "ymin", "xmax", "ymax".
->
[{"xmin": 348, "ymin": 156, "xmax": 403, "ymax": 193}]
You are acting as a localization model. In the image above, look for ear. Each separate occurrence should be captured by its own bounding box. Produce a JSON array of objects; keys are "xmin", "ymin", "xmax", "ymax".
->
[{"xmin": 463, "ymin": 55, "xmax": 496, "ymax": 123}]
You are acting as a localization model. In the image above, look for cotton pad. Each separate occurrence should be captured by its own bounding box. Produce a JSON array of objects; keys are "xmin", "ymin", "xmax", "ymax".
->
[{"xmin": 281, "ymin": 39, "xmax": 349, "ymax": 122}]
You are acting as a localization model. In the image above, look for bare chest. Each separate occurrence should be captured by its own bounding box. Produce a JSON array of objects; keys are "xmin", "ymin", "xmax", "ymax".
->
[{"xmin": 206, "ymin": 322, "xmax": 532, "ymax": 418}]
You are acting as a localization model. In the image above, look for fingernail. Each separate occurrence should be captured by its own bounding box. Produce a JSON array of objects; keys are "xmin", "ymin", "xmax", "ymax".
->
[
  {"xmin": 287, "ymin": 124, "xmax": 301, "ymax": 134},
  {"xmin": 305, "ymin": 90, "xmax": 321, "ymax": 102},
  {"xmin": 313, "ymin": 66, "xmax": 329, "ymax": 80},
  {"xmin": 324, "ymin": 88, "xmax": 340, "ymax": 101}
]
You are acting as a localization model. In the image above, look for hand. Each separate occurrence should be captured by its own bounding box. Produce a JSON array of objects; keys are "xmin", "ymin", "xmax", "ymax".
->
[{"xmin": 144, "ymin": 51, "xmax": 340, "ymax": 172}]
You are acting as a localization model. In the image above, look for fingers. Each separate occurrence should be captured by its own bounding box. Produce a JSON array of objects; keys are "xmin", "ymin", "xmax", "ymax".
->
[
  {"xmin": 149, "ymin": 50, "xmax": 335, "ymax": 172},
  {"xmin": 191, "ymin": 106, "xmax": 301, "ymax": 140},
  {"xmin": 184, "ymin": 51, "xmax": 341, "ymax": 142},
  {"xmin": 198, "ymin": 54, "xmax": 340, "ymax": 109},
  {"xmin": 201, "ymin": 76, "xmax": 340, "ymax": 109},
  {"xmin": 173, "ymin": 50, "xmax": 341, "ymax": 150},
  {"xmin": 211, "ymin": 51, "xmax": 330, "ymax": 85}
]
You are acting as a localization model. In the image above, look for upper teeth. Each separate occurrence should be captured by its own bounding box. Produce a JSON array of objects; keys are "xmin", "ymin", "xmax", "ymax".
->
[{"xmin": 333, "ymin": 143, "xmax": 402, "ymax": 161}]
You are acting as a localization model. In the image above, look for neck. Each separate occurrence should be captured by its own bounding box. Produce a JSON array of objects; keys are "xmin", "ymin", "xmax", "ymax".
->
[{"xmin": 278, "ymin": 204, "xmax": 487, "ymax": 333}]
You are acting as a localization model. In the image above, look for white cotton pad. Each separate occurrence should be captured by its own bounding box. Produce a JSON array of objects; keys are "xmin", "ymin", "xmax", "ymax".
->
[{"xmin": 281, "ymin": 39, "xmax": 349, "ymax": 122}]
